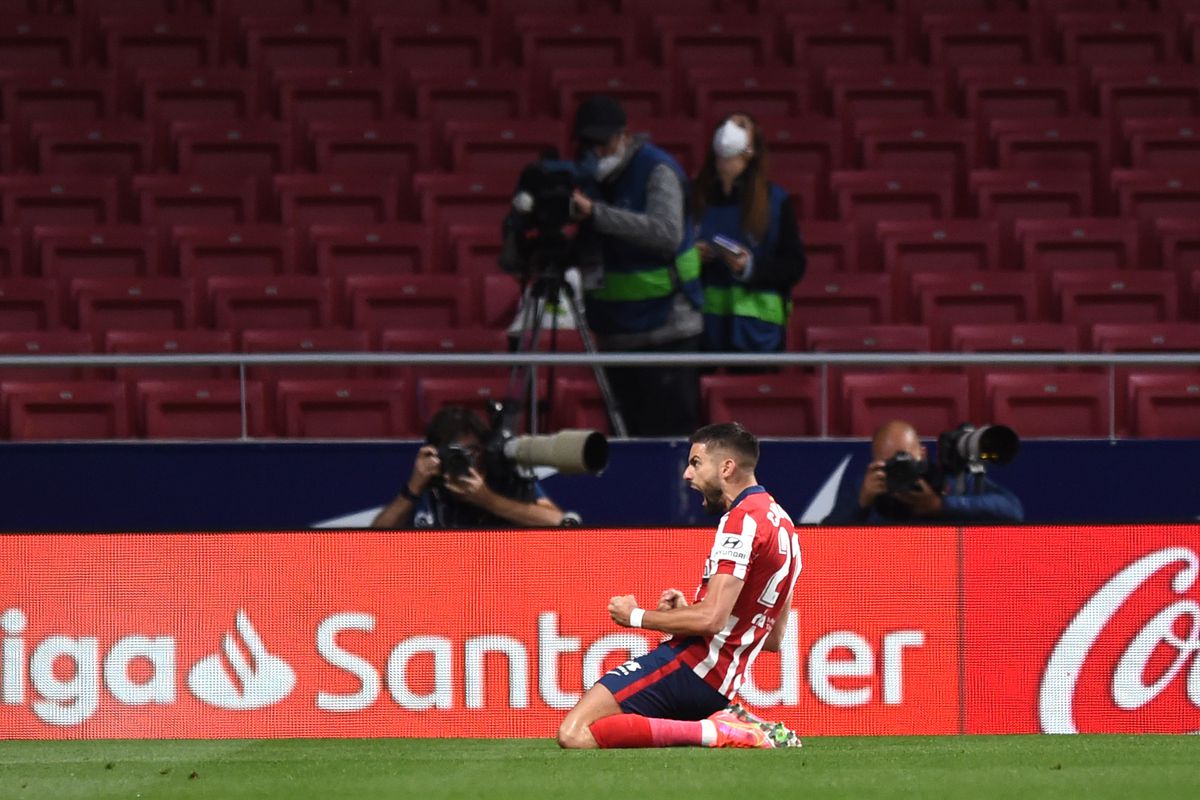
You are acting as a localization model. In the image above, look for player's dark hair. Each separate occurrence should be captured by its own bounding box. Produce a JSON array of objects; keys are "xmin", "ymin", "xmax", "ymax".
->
[
  {"xmin": 425, "ymin": 405, "xmax": 489, "ymax": 447},
  {"xmin": 690, "ymin": 422, "xmax": 759, "ymax": 468}
]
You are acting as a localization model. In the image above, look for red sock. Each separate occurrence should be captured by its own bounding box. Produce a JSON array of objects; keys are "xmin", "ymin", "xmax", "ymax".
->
[{"xmin": 589, "ymin": 714, "xmax": 706, "ymax": 749}]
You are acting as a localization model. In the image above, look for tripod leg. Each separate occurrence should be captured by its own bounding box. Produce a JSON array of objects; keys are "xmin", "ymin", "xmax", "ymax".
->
[{"xmin": 562, "ymin": 291, "xmax": 629, "ymax": 438}]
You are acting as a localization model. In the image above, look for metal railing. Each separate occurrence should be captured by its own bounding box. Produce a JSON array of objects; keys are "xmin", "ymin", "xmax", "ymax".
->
[{"xmin": 2, "ymin": 351, "xmax": 1198, "ymax": 440}]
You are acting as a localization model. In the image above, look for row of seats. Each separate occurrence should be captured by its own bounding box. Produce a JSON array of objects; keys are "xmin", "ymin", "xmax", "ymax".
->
[
  {"xmin": 4, "ymin": 8, "xmax": 1200, "ymax": 73},
  {"xmin": 1, "ymin": 369, "xmax": 1196, "ymax": 439},
  {"xmin": 3, "ymin": 215, "xmax": 1200, "ymax": 278},
  {"xmin": 3, "ymin": 63, "xmax": 1200, "ymax": 128},
  {"xmin": 0, "ymin": 269, "xmax": 1197, "ymax": 336}
]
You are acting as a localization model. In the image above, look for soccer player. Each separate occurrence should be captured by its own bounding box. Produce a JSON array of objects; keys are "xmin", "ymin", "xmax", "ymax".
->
[{"xmin": 556, "ymin": 422, "xmax": 802, "ymax": 750}]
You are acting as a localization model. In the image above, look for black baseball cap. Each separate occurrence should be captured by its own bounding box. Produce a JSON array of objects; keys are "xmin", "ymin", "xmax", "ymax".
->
[{"xmin": 573, "ymin": 95, "xmax": 627, "ymax": 146}]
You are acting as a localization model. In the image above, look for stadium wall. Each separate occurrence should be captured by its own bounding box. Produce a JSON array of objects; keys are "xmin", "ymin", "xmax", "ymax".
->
[{"xmin": 0, "ymin": 524, "xmax": 1196, "ymax": 738}]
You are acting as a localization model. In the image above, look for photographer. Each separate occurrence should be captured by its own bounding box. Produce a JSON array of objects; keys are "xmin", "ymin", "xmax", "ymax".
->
[
  {"xmin": 569, "ymin": 94, "xmax": 704, "ymax": 437},
  {"xmin": 821, "ymin": 420, "xmax": 1023, "ymax": 525},
  {"xmin": 371, "ymin": 406, "xmax": 564, "ymax": 530}
]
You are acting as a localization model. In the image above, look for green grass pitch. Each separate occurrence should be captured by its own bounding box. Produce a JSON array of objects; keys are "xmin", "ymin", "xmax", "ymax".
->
[{"xmin": 0, "ymin": 736, "xmax": 1195, "ymax": 800}]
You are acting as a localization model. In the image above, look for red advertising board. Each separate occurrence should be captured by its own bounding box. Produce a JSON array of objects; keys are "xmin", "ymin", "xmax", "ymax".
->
[{"xmin": 2, "ymin": 524, "xmax": 1195, "ymax": 739}]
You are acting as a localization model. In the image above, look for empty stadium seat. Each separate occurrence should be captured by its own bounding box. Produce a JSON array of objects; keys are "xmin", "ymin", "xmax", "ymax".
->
[
  {"xmin": 173, "ymin": 225, "xmax": 297, "ymax": 278},
  {"xmin": 275, "ymin": 68, "xmax": 397, "ymax": 136},
  {"xmin": 0, "ymin": 18, "xmax": 82, "ymax": 69},
  {"xmin": 134, "ymin": 175, "xmax": 258, "ymax": 225},
  {"xmin": 206, "ymin": 275, "xmax": 334, "ymax": 331},
  {"xmin": 308, "ymin": 223, "xmax": 432, "ymax": 278},
  {"xmin": 344, "ymin": 274, "xmax": 474, "ymax": 331},
  {"xmin": 241, "ymin": 327, "xmax": 370, "ymax": 382},
  {"xmin": 2, "ymin": 73, "xmax": 115, "ymax": 167},
  {"xmin": 135, "ymin": 378, "xmax": 270, "ymax": 438},
  {"xmin": 445, "ymin": 119, "xmax": 566, "ymax": 173},
  {"xmin": 877, "ymin": 219, "xmax": 1002, "ymax": 275},
  {"xmin": 1112, "ymin": 169, "xmax": 1200, "ymax": 229},
  {"xmin": 2, "ymin": 380, "xmax": 129, "ymax": 440},
  {"xmin": 1094, "ymin": 66, "xmax": 1200, "ymax": 119},
  {"xmin": 950, "ymin": 321, "xmax": 1080, "ymax": 418},
  {"xmin": 805, "ymin": 324, "xmax": 932, "ymax": 353},
  {"xmin": 789, "ymin": 274, "xmax": 893, "ymax": 332},
  {"xmin": 1154, "ymin": 217, "xmax": 1200, "ymax": 273},
  {"xmin": 553, "ymin": 67, "xmax": 675, "ymax": 119},
  {"xmin": 1123, "ymin": 117, "xmax": 1200, "ymax": 170},
  {"xmin": 447, "ymin": 223, "xmax": 503, "ymax": 277},
  {"xmin": 1014, "ymin": 218, "xmax": 1141, "ymax": 272},
  {"xmin": 274, "ymin": 378, "xmax": 415, "ymax": 439},
  {"xmin": 104, "ymin": 328, "xmax": 235, "ymax": 382},
  {"xmin": 35, "ymin": 225, "xmax": 161, "ymax": 279},
  {"xmin": 827, "ymin": 66, "xmax": 950, "ymax": 120},
  {"xmin": 701, "ymin": 373, "xmax": 823, "ymax": 436},
  {"xmin": 840, "ymin": 372, "xmax": 971, "ymax": 437},
  {"xmin": 0, "ymin": 228, "xmax": 26, "ymax": 277},
  {"xmin": 374, "ymin": 17, "xmax": 491, "ymax": 70},
  {"xmin": 410, "ymin": 68, "xmax": 532, "ymax": 122},
  {"xmin": 275, "ymin": 174, "xmax": 399, "ymax": 227},
  {"xmin": 306, "ymin": 122, "xmax": 433, "ymax": 196},
  {"xmin": 73, "ymin": 277, "xmax": 198, "ymax": 334},
  {"xmin": 921, "ymin": 13, "xmax": 1040, "ymax": 66},
  {"xmin": 956, "ymin": 65, "xmax": 1083, "ymax": 120},
  {"xmin": 480, "ymin": 273, "xmax": 522, "ymax": 329},
  {"xmin": 171, "ymin": 120, "xmax": 293, "ymax": 176},
  {"xmin": 1055, "ymin": 13, "xmax": 1177, "ymax": 66},
  {"xmin": 138, "ymin": 68, "xmax": 259, "ymax": 139},
  {"xmin": 32, "ymin": 120, "xmax": 155, "ymax": 176},
  {"xmin": 0, "ymin": 279, "xmax": 62, "ymax": 330},
  {"xmin": 969, "ymin": 170, "xmax": 1094, "ymax": 237},
  {"xmin": 984, "ymin": 372, "xmax": 1112, "ymax": 437},
  {"xmin": 757, "ymin": 116, "xmax": 846, "ymax": 182},
  {"xmin": 687, "ymin": 68, "xmax": 811, "ymax": 121},
  {"xmin": 797, "ymin": 220, "xmax": 859, "ymax": 274},
  {"xmin": 517, "ymin": 15, "xmax": 636, "ymax": 80},
  {"xmin": 380, "ymin": 326, "xmax": 510, "ymax": 383},
  {"xmin": 787, "ymin": 12, "xmax": 906, "ymax": 67},
  {"xmin": 832, "ymin": 170, "xmax": 956, "ymax": 222},
  {"xmin": 239, "ymin": 16, "xmax": 362, "ymax": 69},
  {"xmin": 655, "ymin": 17, "xmax": 776, "ymax": 75},
  {"xmin": 101, "ymin": 17, "xmax": 220, "ymax": 72},
  {"xmin": 415, "ymin": 376, "xmax": 522, "ymax": 428},
  {"xmin": 855, "ymin": 118, "xmax": 980, "ymax": 185},
  {"xmin": 989, "ymin": 119, "xmax": 1111, "ymax": 189},
  {"xmin": 624, "ymin": 118, "xmax": 706, "ymax": 175},
  {"xmin": 1127, "ymin": 372, "xmax": 1200, "ymax": 437},
  {"xmin": 909, "ymin": 271, "xmax": 1040, "ymax": 347},
  {"xmin": 0, "ymin": 330, "xmax": 95, "ymax": 381},
  {"xmin": 1052, "ymin": 270, "xmax": 1179, "ymax": 330},
  {"xmin": 0, "ymin": 176, "xmax": 119, "ymax": 227},
  {"xmin": 547, "ymin": 377, "xmax": 611, "ymax": 434},
  {"xmin": 0, "ymin": 124, "xmax": 13, "ymax": 174},
  {"xmin": 414, "ymin": 173, "xmax": 517, "ymax": 271}
]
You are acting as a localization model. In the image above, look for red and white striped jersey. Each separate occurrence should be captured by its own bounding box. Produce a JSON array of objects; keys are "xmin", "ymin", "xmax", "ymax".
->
[{"xmin": 677, "ymin": 485, "xmax": 802, "ymax": 698}]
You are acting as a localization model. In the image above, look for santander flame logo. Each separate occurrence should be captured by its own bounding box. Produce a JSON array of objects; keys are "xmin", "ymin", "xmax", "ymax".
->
[
  {"xmin": 1039, "ymin": 547, "xmax": 1200, "ymax": 734},
  {"xmin": 187, "ymin": 610, "xmax": 296, "ymax": 711}
]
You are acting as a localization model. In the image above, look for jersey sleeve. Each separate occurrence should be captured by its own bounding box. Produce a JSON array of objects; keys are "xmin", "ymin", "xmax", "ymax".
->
[{"xmin": 707, "ymin": 506, "xmax": 757, "ymax": 580}]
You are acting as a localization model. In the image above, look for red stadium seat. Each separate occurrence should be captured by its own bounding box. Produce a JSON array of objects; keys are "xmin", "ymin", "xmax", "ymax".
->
[
  {"xmin": 380, "ymin": 326, "xmax": 510, "ymax": 383},
  {"xmin": 1112, "ymin": 169, "xmax": 1200, "ymax": 229},
  {"xmin": 220, "ymin": 0, "xmax": 352, "ymax": 17},
  {"xmin": 105, "ymin": 329, "xmax": 235, "ymax": 382},
  {"xmin": 0, "ymin": 330, "xmax": 95, "ymax": 381},
  {"xmin": 375, "ymin": 17, "xmax": 491, "ymax": 70},
  {"xmin": 0, "ymin": 280, "xmax": 62, "ymax": 330},
  {"xmin": 1092, "ymin": 321, "xmax": 1200, "ymax": 352},
  {"xmin": 72, "ymin": 277, "xmax": 198, "ymax": 334},
  {"xmin": 1052, "ymin": 270, "xmax": 1178, "ymax": 330},
  {"xmin": 0, "ymin": 124, "xmax": 14, "ymax": 174},
  {"xmin": 274, "ymin": 378, "xmax": 415, "ymax": 439},
  {"xmin": 547, "ymin": 377, "xmax": 611, "ymax": 434},
  {"xmin": 786, "ymin": 12, "xmax": 906, "ymax": 67},
  {"xmin": 275, "ymin": 68, "xmax": 396, "ymax": 136},
  {"xmin": 840, "ymin": 372, "xmax": 971, "ymax": 437},
  {"xmin": 1123, "ymin": 118, "xmax": 1200, "ymax": 170},
  {"xmin": 274, "ymin": 174, "xmax": 399, "ymax": 226},
  {"xmin": 701, "ymin": 373, "xmax": 823, "ymax": 436},
  {"xmin": 921, "ymin": 13, "xmax": 1040, "ymax": 67},
  {"xmin": 411, "ymin": 68, "xmax": 532, "ymax": 123},
  {"xmin": 799, "ymin": 220, "xmax": 860, "ymax": 274},
  {"xmin": 877, "ymin": 220, "xmax": 1001, "ymax": 275},
  {"xmin": 101, "ymin": 17, "xmax": 219, "ymax": 71},
  {"xmin": 984, "ymin": 372, "xmax": 1112, "ymax": 437},
  {"xmin": 969, "ymin": 170, "xmax": 1093, "ymax": 235},
  {"xmin": 789, "ymin": 274, "xmax": 893, "ymax": 331},
  {"xmin": 687, "ymin": 68, "xmax": 811, "ymax": 122},
  {"xmin": 1155, "ymin": 218, "xmax": 1200, "ymax": 273},
  {"xmin": 832, "ymin": 170, "xmax": 955, "ymax": 222},
  {"xmin": 414, "ymin": 173, "xmax": 516, "ymax": 271},
  {"xmin": 307, "ymin": 122, "xmax": 433, "ymax": 195},
  {"xmin": 241, "ymin": 327, "xmax": 370, "ymax": 380},
  {"xmin": 0, "ymin": 228, "xmax": 26, "ymax": 277},
  {"xmin": 414, "ymin": 376, "xmax": 522, "ymax": 427},
  {"xmin": 1055, "ymin": 13, "xmax": 1177, "ymax": 67},
  {"xmin": 309, "ymin": 223, "xmax": 433, "ymax": 278},
  {"xmin": 805, "ymin": 324, "xmax": 931, "ymax": 353},
  {"xmin": 827, "ymin": 66, "xmax": 950, "ymax": 121},
  {"xmin": 1094, "ymin": 66, "xmax": 1200, "ymax": 120},
  {"xmin": 480, "ymin": 273, "xmax": 521, "ymax": 328},
  {"xmin": 174, "ymin": 225, "xmax": 297, "ymax": 278},
  {"xmin": 239, "ymin": 17, "xmax": 362, "ymax": 70},
  {"xmin": 32, "ymin": 121, "xmax": 154, "ymax": 176},
  {"xmin": 553, "ymin": 67, "xmax": 675, "ymax": 119},
  {"xmin": 855, "ymin": 118, "xmax": 980, "ymax": 185},
  {"xmin": 35, "ymin": 225, "xmax": 161, "ymax": 279},
  {"xmin": 757, "ymin": 117, "xmax": 846, "ymax": 182},
  {"xmin": 1128, "ymin": 373, "xmax": 1200, "ymax": 438},
  {"xmin": 139, "ymin": 68, "xmax": 258, "ymax": 131},
  {"xmin": 2, "ymin": 380, "xmax": 129, "ymax": 440},
  {"xmin": 445, "ymin": 119, "xmax": 566, "ymax": 174},
  {"xmin": 0, "ymin": 176, "xmax": 119, "ymax": 227},
  {"xmin": 447, "ymin": 223, "xmax": 503, "ymax": 277},
  {"xmin": 950, "ymin": 321, "xmax": 1080, "ymax": 418},
  {"xmin": 517, "ymin": 15, "xmax": 635, "ymax": 73},
  {"xmin": 990, "ymin": 118, "xmax": 1111, "ymax": 185},
  {"xmin": 655, "ymin": 17, "xmax": 776, "ymax": 75},
  {"xmin": 0, "ymin": 18, "xmax": 82, "ymax": 69},
  {"xmin": 135, "ymin": 378, "xmax": 270, "ymax": 438},
  {"xmin": 957, "ymin": 65, "xmax": 1083, "ymax": 120},
  {"xmin": 1015, "ymin": 218, "xmax": 1141, "ymax": 273},
  {"xmin": 134, "ymin": 175, "xmax": 257, "ymax": 227},
  {"xmin": 206, "ymin": 275, "xmax": 334, "ymax": 331},
  {"xmin": 171, "ymin": 120, "xmax": 293, "ymax": 176},
  {"xmin": 344, "ymin": 275, "xmax": 474, "ymax": 331},
  {"xmin": 909, "ymin": 271, "xmax": 1040, "ymax": 347},
  {"xmin": 624, "ymin": 118, "xmax": 705, "ymax": 175}
]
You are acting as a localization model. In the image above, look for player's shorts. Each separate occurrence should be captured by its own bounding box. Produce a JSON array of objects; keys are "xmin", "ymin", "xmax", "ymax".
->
[{"xmin": 596, "ymin": 640, "xmax": 728, "ymax": 721}]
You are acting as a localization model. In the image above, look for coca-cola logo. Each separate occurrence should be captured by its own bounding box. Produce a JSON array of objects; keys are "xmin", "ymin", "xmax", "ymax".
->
[{"xmin": 1040, "ymin": 547, "xmax": 1200, "ymax": 734}]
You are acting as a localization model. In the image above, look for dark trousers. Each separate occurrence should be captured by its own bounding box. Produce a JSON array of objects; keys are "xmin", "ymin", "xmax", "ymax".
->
[{"xmin": 604, "ymin": 336, "xmax": 701, "ymax": 438}]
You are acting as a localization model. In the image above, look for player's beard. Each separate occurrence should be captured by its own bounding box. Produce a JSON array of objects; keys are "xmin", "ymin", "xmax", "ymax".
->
[{"xmin": 700, "ymin": 484, "xmax": 728, "ymax": 516}]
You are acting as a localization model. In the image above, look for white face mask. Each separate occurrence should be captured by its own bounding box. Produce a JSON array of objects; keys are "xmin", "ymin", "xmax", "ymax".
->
[
  {"xmin": 712, "ymin": 120, "xmax": 750, "ymax": 159},
  {"xmin": 594, "ymin": 139, "xmax": 626, "ymax": 180}
]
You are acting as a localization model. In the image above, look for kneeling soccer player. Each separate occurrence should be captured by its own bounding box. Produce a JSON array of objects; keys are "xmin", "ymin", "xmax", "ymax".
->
[{"xmin": 556, "ymin": 422, "xmax": 802, "ymax": 750}]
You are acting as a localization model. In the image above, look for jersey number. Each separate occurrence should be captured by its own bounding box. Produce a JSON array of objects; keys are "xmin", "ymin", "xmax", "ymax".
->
[{"xmin": 757, "ymin": 509, "xmax": 798, "ymax": 607}]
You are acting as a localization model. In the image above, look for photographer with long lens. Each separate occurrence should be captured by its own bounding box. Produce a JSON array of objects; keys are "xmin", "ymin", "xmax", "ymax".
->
[
  {"xmin": 372, "ymin": 405, "xmax": 565, "ymax": 530},
  {"xmin": 821, "ymin": 420, "xmax": 1024, "ymax": 525}
]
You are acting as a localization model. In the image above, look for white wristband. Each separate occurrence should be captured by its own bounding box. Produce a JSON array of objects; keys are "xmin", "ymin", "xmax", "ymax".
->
[{"xmin": 629, "ymin": 608, "xmax": 645, "ymax": 628}]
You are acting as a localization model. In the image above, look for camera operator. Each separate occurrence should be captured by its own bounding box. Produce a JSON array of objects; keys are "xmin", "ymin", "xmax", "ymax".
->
[
  {"xmin": 568, "ymin": 94, "xmax": 704, "ymax": 437},
  {"xmin": 371, "ymin": 406, "xmax": 564, "ymax": 530},
  {"xmin": 821, "ymin": 420, "xmax": 1023, "ymax": 525}
]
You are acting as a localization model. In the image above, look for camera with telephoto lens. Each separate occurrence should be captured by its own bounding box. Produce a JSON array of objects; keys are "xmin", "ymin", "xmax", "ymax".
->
[
  {"xmin": 937, "ymin": 424, "xmax": 1020, "ymax": 476},
  {"xmin": 503, "ymin": 151, "xmax": 598, "ymax": 274},
  {"xmin": 883, "ymin": 451, "xmax": 927, "ymax": 494}
]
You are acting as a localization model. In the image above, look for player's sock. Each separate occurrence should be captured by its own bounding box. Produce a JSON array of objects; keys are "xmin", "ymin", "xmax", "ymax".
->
[{"xmin": 588, "ymin": 714, "xmax": 707, "ymax": 748}]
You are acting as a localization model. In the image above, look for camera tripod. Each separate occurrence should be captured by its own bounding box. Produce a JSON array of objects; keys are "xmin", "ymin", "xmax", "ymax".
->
[{"xmin": 507, "ymin": 263, "xmax": 628, "ymax": 438}]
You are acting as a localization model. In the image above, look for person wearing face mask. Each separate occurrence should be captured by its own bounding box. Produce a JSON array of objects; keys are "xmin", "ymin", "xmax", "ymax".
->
[
  {"xmin": 567, "ymin": 94, "xmax": 704, "ymax": 438},
  {"xmin": 692, "ymin": 114, "xmax": 806, "ymax": 360}
]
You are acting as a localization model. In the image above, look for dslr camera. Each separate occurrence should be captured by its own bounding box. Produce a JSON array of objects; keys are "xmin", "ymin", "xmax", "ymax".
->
[{"xmin": 881, "ymin": 424, "xmax": 1019, "ymax": 496}]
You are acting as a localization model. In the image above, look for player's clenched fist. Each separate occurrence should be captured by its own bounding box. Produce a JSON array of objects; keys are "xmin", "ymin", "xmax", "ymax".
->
[
  {"xmin": 657, "ymin": 588, "xmax": 688, "ymax": 610},
  {"xmin": 608, "ymin": 594, "xmax": 638, "ymax": 626}
]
